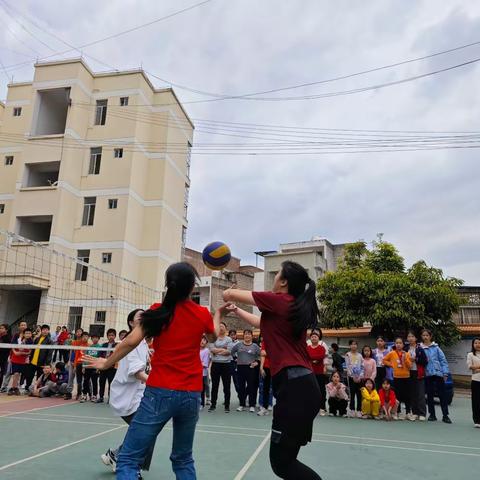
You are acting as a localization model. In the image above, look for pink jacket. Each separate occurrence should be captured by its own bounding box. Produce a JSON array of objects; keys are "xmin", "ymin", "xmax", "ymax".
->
[
  {"xmin": 363, "ymin": 357, "xmax": 377, "ymax": 381},
  {"xmin": 326, "ymin": 381, "xmax": 349, "ymax": 401}
]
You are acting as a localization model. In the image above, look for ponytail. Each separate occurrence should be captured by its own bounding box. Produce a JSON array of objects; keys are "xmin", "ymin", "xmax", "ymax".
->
[
  {"xmin": 141, "ymin": 262, "xmax": 199, "ymax": 338},
  {"xmin": 280, "ymin": 261, "xmax": 319, "ymax": 339}
]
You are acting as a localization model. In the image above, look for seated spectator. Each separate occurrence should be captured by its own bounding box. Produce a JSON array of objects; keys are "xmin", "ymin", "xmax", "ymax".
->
[
  {"xmin": 48, "ymin": 362, "xmax": 71, "ymax": 398},
  {"xmin": 326, "ymin": 371, "xmax": 348, "ymax": 417},
  {"xmin": 29, "ymin": 365, "xmax": 57, "ymax": 397},
  {"xmin": 379, "ymin": 378, "xmax": 399, "ymax": 421},
  {"xmin": 361, "ymin": 378, "xmax": 380, "ymax": 419}
]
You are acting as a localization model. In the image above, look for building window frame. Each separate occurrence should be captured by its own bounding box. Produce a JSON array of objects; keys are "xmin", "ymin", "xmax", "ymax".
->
[
  {"xmin": 94, "ymin": 99, "xmax": 108, "ymax": 125},
  {"xmin": 13, "ymin": 107, "xmax": 22, "ymax": 117},
  {"xmin": 108, "ymin": 199, "xmax": 118, "ymax": 209},
  {"xmin": 114, "ymin": 148, "xmax": 123, "ymax": 158},
  {"xmin": 82, "ymin": 197, "xmax": 96, "ymax": 226},
  {"xmin": 120, "ymin": 97, "xmax": 129, "ymax": 106},
  {"xmin": 68, "ymin": 306, "xmax": 83, "ymax": 331},
  {"xmin": 102, "ymin": 252, "xmax": 112, "ymax": 264},
  {"xmin": 0, "ymin": 204, "xmax": 5, "ymax": 214},
  {"xmin": 75, "ymin": 250, "xmax": 90, "ymax": 281},
  {"xmin": 95, "ymin": 311, "xmax": 107, "ymax": 324},
  {"xmin": 5, "ymin": 156, "xmax": 14, "ymax": 166},
  {"xmin": 88, "ymin": 147, "xmax": 102, "ymax": 175}
]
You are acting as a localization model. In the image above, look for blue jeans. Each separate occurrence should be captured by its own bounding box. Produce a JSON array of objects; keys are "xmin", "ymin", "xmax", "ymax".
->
[{"xmin": 116, "ymin": 386, "xmax": 201, "ymax": 479}]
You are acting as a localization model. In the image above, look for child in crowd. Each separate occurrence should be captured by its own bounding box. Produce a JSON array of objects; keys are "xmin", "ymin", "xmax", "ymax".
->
[
  {"xmin": 372, "ymin": 336, "xmax": 390, "ymax": 390},
  {"xmin": 97, "ymin": 329, "xmax": 118, "ymax": 403},
  {"xmin": 361, "ymin": 378, "xmax": 380, "ymax": 419},
  {"xmin": 379, "ymin": 379, "xmax": 399, "ymax": 421},
  {"xmin": 29, "ymin": 365, "xmax": 56, "ymax": 397},
  {"xmin": 307, "ymin": 329, "xmax": 327, "ymax": 416},
  {"xmin": 118, "ymin": 330, "xmax": 128, "ymax": 341},
  {"xmin": 52, "ymin": 362, "xmax": 70, "ymax": 397},
  {"xmin": 330, "ymin": 343, "xmax": 344, "ymax": 379},
  {"xmin": 362, "ymin": 345, "xmax": 377, "ymax": 383},
  {"xmin": 345, "ymin": 340, "xmax": 364, "ymax": 418},
  {"xmin": 82, "ymin": 333, "xmax": 101, "ymax": 403},
  {"xmin": 326, "ymin": 371, "xmax": 348, "ymax": 417},
  {"xmin": 383, "ymin": 337, "xmax": 412, "ymax": 419},
  {"xmin": 74, "ymin": 331, "xmax": 89, "ymax": 400},
  {"xmin": 8, "ymin": 328, "xmax": 33, "ymax": 395},
  {"xmin": 200, "ymin": 335, "xmax": 211, "ymax": 409}
]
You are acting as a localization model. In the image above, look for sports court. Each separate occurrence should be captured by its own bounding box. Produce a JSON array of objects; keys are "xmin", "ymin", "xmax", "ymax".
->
[{"xmin": 0, "ymin": 393, "xmax": 477, "ymax": 480}]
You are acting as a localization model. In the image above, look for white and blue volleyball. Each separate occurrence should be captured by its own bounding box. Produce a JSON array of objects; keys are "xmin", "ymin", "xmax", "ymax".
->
[{"xmin": 202, "ymin": 241, "xmax": 232, "ymax": 270}]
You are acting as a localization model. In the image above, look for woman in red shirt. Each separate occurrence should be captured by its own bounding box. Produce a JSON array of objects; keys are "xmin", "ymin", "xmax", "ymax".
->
[
  {"xmin": 223, "ymin": 261, "xmax": 322, "ymax": 480},
  {"xmin": 86, "ymin": 263, "xmax": 224, "ymax": 480},
  {"xmin": 307, "ymin": 330, "xmax": 326, "ymax": 416}
]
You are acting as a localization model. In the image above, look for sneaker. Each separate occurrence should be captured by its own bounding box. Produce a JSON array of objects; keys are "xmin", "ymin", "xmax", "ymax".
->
[
  {"xmin": 328, "ymin": 413, "xmax": 334, "ymax": 417},
  {"xmin": 342, "ymin": 414, "xmax": 348, "ymax": 418},
  {"xmin": 249, "ymin": 407, "xmax": 256, "ymax": 413},
  {"xmin": 442, "ymin": 416, "xmax": 452, "ymax": 424},
  {"xmin": 236, "ymin": 406, "xmax": 244, "ymax": 412},
  {"xmin": 347, "ymin": 410, "xmax": 356, "ymax": 418},
  {"xmin": 101, "ymin": 449, "xmax": 117, "ymax": 473},
  {"xmin": 90, "ymin": 395, "xmax": 97, "ymax": 403},
  {"xmin": 319, "ymin": 409, "xmax": 327, "ymax": 417},
  {"xmin": 356, "ymin": 411, "xmax": 363, "ymax": 418},
  {"xmin": 80, "ymin": 395, "xmax": 87, "ymax": 403},
  {"xmin": 361, "ymin": 414, "xmax": 369, "ymax": 419},
  {"xmin": 428, "ymin": 415, "xmax": 437, "ymax": 422},
  {"xmin": 408, "ymin": 414, "xmax": 417, "ymax": 422},
  {"xmin": 418, "ymin": 416, "xmax": 426, "ymax": 421},
  {"xmin": 268, "ymin": 405, "xmax": 273, "ymax": 411},
  {"xmin": 392, "ymin": 415, "xmax": 399, "ymax": 421},
  {"xmin": 207, "ymin": 406, "xmax": 216, "ymax": 412},
  {"xmin": 257, "ymin": 407, "xmax": 269, "ymax": 416},
  {"xmin": 96, "ymin": 397, "xmax": 104, "ymax": 404},
  {"xmin": 225, "ymin": 407, "xmax": 230, "ymax": 413},
  {"xmin": 474, "ymin": 424, "xmax": 480, "ymax": 428},
  {"xmin": 0, "ymin": 387, "xmax": 7, "ymax": 393},
  {"xmin": 206, "ymin": 399, "xmax": 211, "ymax": 405},
  {"xmin": 374, "ymin": 415, "xmax": 382, "ymax": 420}
]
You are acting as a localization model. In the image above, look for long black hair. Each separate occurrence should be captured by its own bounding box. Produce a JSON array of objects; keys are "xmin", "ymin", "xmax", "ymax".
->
[
  {"xmin": 280, "ymin": 261, "xmax": 319, "ymax": 339},
  {"xmin": 472, "ymin": 337, "xmax": 480, "ymax": 356},
  {"xmin": 124, "ymin": 309, "xmax": 144, "ymax": 338},
  {"xmin": 141, "ymin": 262, "xmax": 199, "ymax": 338}
]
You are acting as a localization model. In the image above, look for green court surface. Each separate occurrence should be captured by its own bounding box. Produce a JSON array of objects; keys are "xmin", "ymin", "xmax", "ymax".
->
[{"xmin": 0, "ymin": 394, "xmax": 478, "ymax": 479}]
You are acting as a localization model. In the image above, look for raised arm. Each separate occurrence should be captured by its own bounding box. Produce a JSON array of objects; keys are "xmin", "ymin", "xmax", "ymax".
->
[
  {"xmin": 230, "ymin": 305, "xmax": 261, "ymax": 329},
  {"xmin": 223, "ymin": 288, "xmax": 255, "ymax": 306}
]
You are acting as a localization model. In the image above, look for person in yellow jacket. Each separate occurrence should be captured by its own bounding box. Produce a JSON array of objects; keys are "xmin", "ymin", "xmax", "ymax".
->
[{"xmin": 361, "ymin": 378, "xmax": 380, "ymax": 418}]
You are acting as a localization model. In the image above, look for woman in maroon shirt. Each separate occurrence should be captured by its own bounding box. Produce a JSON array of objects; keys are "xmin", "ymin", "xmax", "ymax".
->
[{"xmin": 223, "ymin": 261, "xmax": 322, "ymax": 480}]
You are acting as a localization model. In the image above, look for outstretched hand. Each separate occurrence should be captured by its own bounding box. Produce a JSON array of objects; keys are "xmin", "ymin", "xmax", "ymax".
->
[
  {"xmin": 217, "ymin": 302, "xmax": 237, "ymax": 316},
  {"xmin": 83, "ymin": 355, "xmax": 107, "ymax": 370}
]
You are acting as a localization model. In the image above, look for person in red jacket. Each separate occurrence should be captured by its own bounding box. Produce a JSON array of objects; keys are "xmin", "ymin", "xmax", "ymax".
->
[
  {"xmin": 57, "ymin": 326, "xmax": 70, "ymax": 363},
  {"xmin": 307, "ymin": 329, "xmax": 327, "ymax": 416},
  {"xmin": 379, "ymin": 378, "xmax": 399, "ymax": 421}
]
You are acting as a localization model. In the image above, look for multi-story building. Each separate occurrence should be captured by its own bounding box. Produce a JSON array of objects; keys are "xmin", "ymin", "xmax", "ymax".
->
[
  {"xmin": 257, "ymin": 236, "xmax": 345, "ymax": 291},
  {"xmin": 0, "ymin": 59, "xmax": 192, "ymax": 333},
  {"xmin": 183, "ymin": 247, "xmax": 263, "ymax": 330}
]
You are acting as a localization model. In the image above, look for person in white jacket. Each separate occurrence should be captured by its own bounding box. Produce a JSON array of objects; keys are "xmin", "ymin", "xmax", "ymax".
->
[{"xmin": 101, "ymin": 309, "xmax": 154, "ymax": 476}]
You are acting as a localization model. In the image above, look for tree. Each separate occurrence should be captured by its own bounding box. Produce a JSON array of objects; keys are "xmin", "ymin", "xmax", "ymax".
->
[{"xmin": 317, "ymin": 239, "xmax": 463, "ymax": 346}]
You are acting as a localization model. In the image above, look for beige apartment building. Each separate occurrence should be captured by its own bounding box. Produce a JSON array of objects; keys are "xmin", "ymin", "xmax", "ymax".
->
[{"xmin": 0, "ymin": 59, "xmax": 192, "ymax": 334}]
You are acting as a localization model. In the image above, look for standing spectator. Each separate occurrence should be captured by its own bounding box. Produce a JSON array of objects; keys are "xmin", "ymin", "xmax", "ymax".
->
[
  {"xmin": 51, "ymin": 326, "xmax": 61, "ymax": 362},
  {"xmin": 405, "ymin": 330, "xmax": 428, "ymax": 421},
  {"xmin": 307, "ymin": 329, "xmax": 327, "ymax": 416},
  {"xmin": 118, "ymin": 330, "xmax": 128, "ymax": 341},
  {"xmin": 82, "ymin": 333, "xmax": 101, "ymax": 402},
  {"xmin": 8, "ymin": 329, "xmax": 33, "ymax": 395},
  {"xmin": 361, "ymin": 378, "xmax": 380, "ymax": 419},
  {"xmin": 330, "ymin": 343, "xmax": 344, "ymax": 379},
  {"xmin": 229, "ymin": 329, "xmax": 240, "ymax": 398},
  {"xmin": 65, "ymin": 328, "xmax": 83, "ymax": 400},
  {"xmin": 2, "ymin": 321, "xmax": 27, "ymax": 393},
  {"xmin": 0, "ymin": 324, "xmax": 11, "ymax": 388},
  {"xmin": 27, "ymin": 324, "xmax": 53, "ymax": 388},
  {"xmin": 208, "ymin": 321, "xmax": 233, "ymax": 413},
  {"xmin": 57, "ymin": 326, "xmax": 70, "ymax": 363},
  {"xmin": 74, "ymin": 331, "xmax": 89, "ymax": 400},
  {"xmin": 421, "ymin": 329, "xmax": 452, "ymax": 424},
  {"xmin": 97, "ymin": 329, "xmax": 118, "ymax": 403},
  {"xmin": 232, "ymin": 329, "xmax": 261, "ymax": 412},
  {"xmin": 382, "ymin": 337, "xmax": 412, "ymax": 419},
  {"xmin": 258, "ymin": 339, "xmax": 272, "ymax": 416},
  {"xmin": 345, "ymin": 340, "xmax": 364, "ymax": 417},
  {"xmin": 362, "ymin": 345, "xmax": 377, "ymax": 383},
  {"xmin": 372, "ymin": 336, "xmax": 390, "ymax": 390},
  {"xmin": 200, "ymin": 335, "xmax": 211, "ymax": 409},
  {"xmin": 326, "ymin": 371, "xmax": 348, "ymax": 417},
  {"xmin": 466, "ymin": 337, "xmax": 480, "ymax": 428},
  {"xmin": 379, "ymin": 378, "xmax": 399, "ymax": 421}
]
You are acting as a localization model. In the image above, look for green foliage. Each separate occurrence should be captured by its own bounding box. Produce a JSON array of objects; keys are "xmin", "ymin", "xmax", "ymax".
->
[{"xmin": 317, "ymin": 240, "xmax": 463, "ymax": 346}]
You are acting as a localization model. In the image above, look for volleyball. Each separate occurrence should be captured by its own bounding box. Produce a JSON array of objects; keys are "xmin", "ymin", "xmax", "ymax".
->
[{"xmin": 202, "ymin": 241, "xmax": 232, "ymax": 270}]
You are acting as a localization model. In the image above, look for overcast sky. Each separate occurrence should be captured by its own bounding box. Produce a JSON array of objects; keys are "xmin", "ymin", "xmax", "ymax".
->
[{"xmin": 1, "ymin": 0, "xmax": 479, "ymax": 284}]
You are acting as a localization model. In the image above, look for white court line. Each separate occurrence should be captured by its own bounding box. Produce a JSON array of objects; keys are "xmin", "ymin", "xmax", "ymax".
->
[
  {"xmin": 2, "ymin": 415, "xmax": 123, "ymax": 427},
  {"xmin": 311, "ymin": 438, "xmax": 480, "ymax": 457},
  {"xmin": 233, "ymin": 432, "xmax": 271, "ymax": 480},
  {"xmin": 0, "ymin": 425, "xmax": 126, "ymax": 471}
]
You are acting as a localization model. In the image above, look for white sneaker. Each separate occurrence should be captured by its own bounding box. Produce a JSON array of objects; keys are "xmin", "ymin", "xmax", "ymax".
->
[
  {"xmin": 257, "ymin": 407, "xmax": 268, "ymax": 416},
  {"xmin": 328, "ymin": 413, "xmax": 334, "ymax": 417},
  {"xmin": 418, "ymin": 416, "xmax": 426, "ymax": 421},
  {"xmin": 249, "ymin": 407, "xmax": 256, "ymax": 413},
  {"xmin": 356, "ymin": 411, "xmax": 363, "ymax": 418},
  {"xmin": 268, "ymin": 405, "xmax": 273, "ymax": 411},
  {"xmin": 348, "ymin": 410, "xmax": 356, "ymax": 418},
  {"xmin": 392, "ymin": 414, "xmax": 399, "ymax": 420},
  {"xmin": 319, "ymin": 409, "xmax": 326, "ymax": 417},
  {"xmin": 409, "ymin": 414, "xmax": 417, "ymax": 421},
  {"xmin": 474, "ymin": 424, "xmax": 480, "ymax": 428},
  {"xmin": 101, "ymin": 449, "xmax": 117, "ymax": 473},
  {"xmin": 236, "ymin": 406, "xmax": 244, "ymax": 412},
  {"xmin": 80, "ymin": 395, "xmax": 86, "ymax": 403}
]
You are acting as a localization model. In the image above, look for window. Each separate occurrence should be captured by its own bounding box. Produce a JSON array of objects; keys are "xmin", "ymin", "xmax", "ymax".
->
[
  {"xmin": 13, "ymin": 107, "xmax": 22, "ymax": 117},
  {"xmin": 184, "ymin": 183, "xmax": 190, "ymax": 218},
  {"xmin": 95, "ymin": 99, "xmax": 108, "ymax": 125},
  {"xmin": 88, "ymin": 147, "xmax": 102, "ymax": 175},
  {"xmin": 102, "ymin": 252, "xmax": 112, "ymax": 264},
  {"xmin": 68, "ymin": 306, "xmax": 83, "ymax": 331},
  {"xmin": 120, "ymin": 97, "xmax": 129, "ymax": 106},
  {"xmin": 75, "ymin": 250, "xmax": 90, "ymax": 281},
  {"xmin": 181, "ymin": 226, "xmax": 187, "ymax": 249},
  {"xmin": 108, "ymin": 199, "xmax": 118, "ymax": 209},
  {"xmin": 90, "ymin": 324, "xmax": 105, "ymax": 337},
  {"xmin": 82, "ymin": 197, "xmax": 96, "ymax": 226},
  {"xmin": 114, "ymin": 148, "xmax": 123, "ymax": 158},
  {"xmin": 0, "ymin": 204, "xmax": 4, "ymax": 214},
  {"xmin": 95, "ymin": 311, "xmax": 106, "ymax": 324},
  {"xmin": 5, "ymin": 156, "xmax": 14, "ymax": 166},
  {"xmin": 186, "ymin": 141, "xmax": 192, "ymax": 178}
]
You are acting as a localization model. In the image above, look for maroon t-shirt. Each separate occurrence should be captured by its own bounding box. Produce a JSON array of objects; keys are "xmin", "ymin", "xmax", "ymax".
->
[{"xmin": 252, "ymin": 291, "xmax": 312, "ymax": 377}]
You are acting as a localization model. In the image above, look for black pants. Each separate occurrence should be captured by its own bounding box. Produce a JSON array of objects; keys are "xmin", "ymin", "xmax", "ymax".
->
[
  {"xmin": 394, "ymin": 377, "xmax": 411, "ymax": 414},
  {"xmin": 24, "ymin": 365, "xmax": 43, "ymax": 390},
  {"xmin": 230, "ymin": 360, "xmax": 239, "ymax": 395},
  {"xmin": 59, "ymin": 349, "xmax": 69, "ymax": 364},
  {"xmin": 75, "ymin": 364, "xmax": 84, "ymax": 397},
  {"xmin": 348, "ymin": 378, "xmax": 362, "ymax": 411},
  {"xmin": 409, "ymin": 371, "xmax": 426, "ymax": 416},
  {"xmin": 328, "ymin": 397, "xmax": 348, "ymax": 416},
  {"xmin": 237, "ymin": 365, "xmax": 258, "ymax": 408},
  {"xmin": 99, "ymin": 367, "xmax": 117, "ymax": 400},
  {"xmin": 0, "ymin": 358, "xmax": 9, "ymax": 388},
  {"xmin": 262, "ymin": 367, "xmax": 272, "ymax": 409},
  {"xmin": 210, "ymin": 362, "xmax": 231, "ymax": 408},
  {"xmin": 315, "ymin": 374, "xmax": 327, "ymax": 410},
  {"xmin": 472, "ymin": 380, "xmax": 480, "ymax": 425},
  {"xmin": 425, "ymin": 375, "xmax": 449, "ymax": 418},
  {"xmin": 375, "ymin": 366, "xmax": 387, "ymax": 390},
  {"xmin": 83, "ymin": 368, "xmax": 99, "ymax": 396}
]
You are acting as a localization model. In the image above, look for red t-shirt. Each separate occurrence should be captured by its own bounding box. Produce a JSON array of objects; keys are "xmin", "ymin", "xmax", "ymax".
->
[
  {"xmin": 260, "ymin": 341, "xmax": 270, "ymax": 370},
  {"xmin": 10, "ymin": 340, "xmax": 32, "ymax": 365},
  {"xmin": 147, "ymin": 300, "xmax": 214, "ymax": 392},
  {"xmin": 252, "ymin": 291, "xmax": 312, "ymax": 377},
  {"xmin": 379, "ymin": 388, "xmax": 397, "ymax": 407},
  {"xmin": 307, "ymin": 344, "xmax": 326, "ymax": 375}
]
